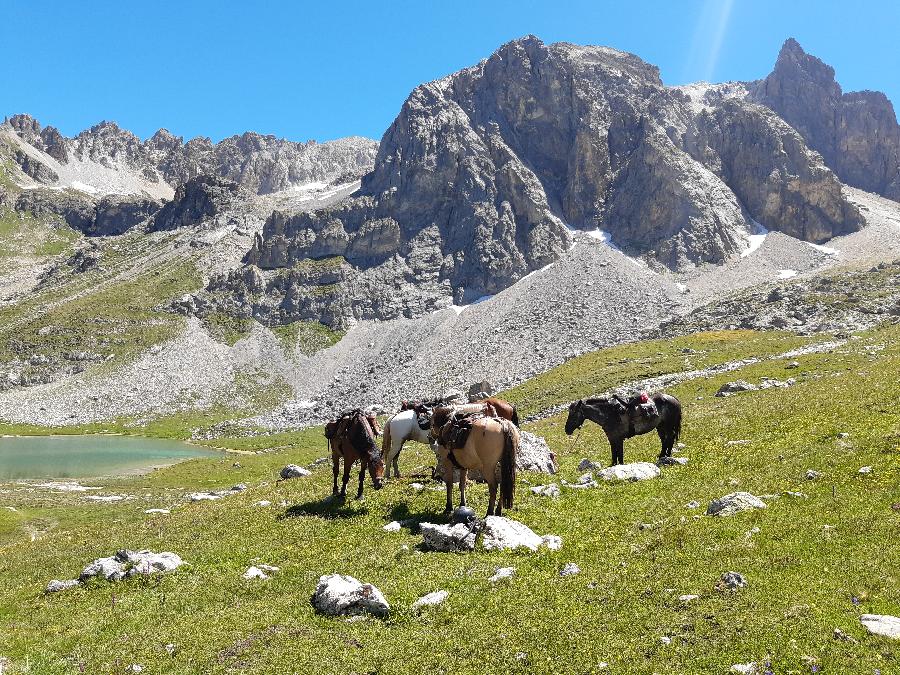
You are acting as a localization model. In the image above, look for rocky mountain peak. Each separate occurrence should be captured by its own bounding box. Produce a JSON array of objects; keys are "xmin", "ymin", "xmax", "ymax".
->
[{"xmin": 751, "ymin": 38, "xmax": 900, "ymax": 199}]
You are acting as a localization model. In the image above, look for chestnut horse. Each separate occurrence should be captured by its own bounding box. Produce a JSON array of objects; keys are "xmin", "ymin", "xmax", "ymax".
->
[{"xmin": 328, "ymin": 410, "xmax": 385, "ymax": 500}]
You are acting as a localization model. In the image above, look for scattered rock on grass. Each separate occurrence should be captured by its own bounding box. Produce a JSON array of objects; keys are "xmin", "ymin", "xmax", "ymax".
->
[
  {"xmin": 243, "ymin": 564, "xmax": 279, "ymax": 580},
  {"xmin": 517, "ymin": 430, "xmax": 558, "ymax": 474},
  {"xmin": 46, "ymin": 579, "xmax": 80, "ymax": 593},
  {"xmin": 860, "ymin": 614, "xmax": 900, "ymax": 639},
  {"xmin": 685, "ymin": 500, "xmax": 701, "ymax": 509},
  {"xmin": 542, "ymin": 534, "xmax": 563, "ymax": 551},
  {"xmin": 530, "ymin": 483, "xmax": 560, "ymax": 497},
  {"xmin": 597, "ymin": 462, "xmax": 660, "ymax": 482},
  {"xmin": 420, "ymin": 522, "xmax": 477, "ymax": 552},
  {"xmin": 805, "ymin": 469, "xmax": 821, "ymax": 480},
  {"xmin": 411, "ymin": 590, "xmax": 448, "ymax": 610},
  {"xmin": 578, "ymin": 458, "xmax": 603, "ymax": 472},
  {"xmin": 858, "ymin": 466, "xmax": 873, "ymax": 474},
  {"xmin": 482, "ymin": 517, "xmax": 544, "ymax": 552},
  {"xmin": 310, "ymin": 574, "xmax": 389, "ymax": 618},
  {"xmin": 80, "ymin": 550, "xmax": 184, "ymax": 582},
  {"xmin": 716, "ymin": 381, "xmax": 758, "ymax": 396},
  {"xmin": 280, "ymin": 465, "xmax": 311, "ymax": 480},
  {"xmin": 657, "ymin": 456, "xmax": 688, "ymax": 466},
  {"xmin": 730, "ymin": 664, "xmax": 759, "ymax": 675},
  {"xmin": 489, "ymin": 567, "xmax": 516, "ymax": 583},
  {"xmin": 679, "ymin": 594, "xmax": 699, "ymax": 602},
  {"xmin": 560, "ymin": 563, "xmax": 581, "ymax": 576},
  {"xmin": 717, "ymin": 571, "xmax": 748, "ymax": 591},
  {"xmin": 144, "ymin": 508, "xmax": 170, "ymax": 514},
  {"xmin": 188, "ymin": 492, "xmax": 221, "ymax": 502},
  {"xmin": 383, "ymin": 521, "xmax": 402, "ymax": 532},
  {"xmin": 833, "ymin": 628, "xmax": 858, "ymax": 644},
  {"xmin": 707, "ymin": 492, "xmax": 766, "ymax": 516}
]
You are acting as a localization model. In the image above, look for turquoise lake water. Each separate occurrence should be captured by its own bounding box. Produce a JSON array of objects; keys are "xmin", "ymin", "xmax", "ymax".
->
[{"xmin": 0, "ymin": 435, "xmax": 219, "ymax": 479}]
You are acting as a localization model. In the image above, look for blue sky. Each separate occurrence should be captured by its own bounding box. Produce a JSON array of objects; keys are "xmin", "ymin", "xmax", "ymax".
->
[{"xmin": 2, "ymin": 1, "xmax": 898, "ymax": 144}]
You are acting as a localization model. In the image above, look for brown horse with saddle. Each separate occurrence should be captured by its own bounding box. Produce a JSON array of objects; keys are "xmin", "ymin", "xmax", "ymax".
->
[
  {"xmin": 326, "ymin": 409, "xmax": 385, "ymax": 500},
  {"xmin": 431, "ymin": 401, "xmax": 520, "ymax": 516}
]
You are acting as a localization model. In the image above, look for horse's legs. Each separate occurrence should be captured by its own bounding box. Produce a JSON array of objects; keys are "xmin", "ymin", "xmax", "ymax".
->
[
  {"xmin": 611, "ymin": 438, "xmax": 625, "ymax": 466},
  {"xmin": 657, "ymin": 428, "xmax": 670, "ymax": 459},
  {"xmin": 331, "ymin": 449, "xmax": 339, "ymax": 495},
  {"xmin": 340, "ymin": 455, "xmax": 352, "ymax": 499},
  {"xmin": 442, "ymin": 456, "xmax": 454, "ymax": 514},
  {"xmin": 356, "ymin": 458, "xmax": 366, "ymax": 500},
  {"xmin": 487, "ymin": 478, "xmax": 498, "ymax": 517},
  {"xmin": 458, "ymin": 468, "xmax": 468, "ymax": 507},
  {"xmin": 392, "ymin": 440, "xmax": 402, "ymax": 478}
]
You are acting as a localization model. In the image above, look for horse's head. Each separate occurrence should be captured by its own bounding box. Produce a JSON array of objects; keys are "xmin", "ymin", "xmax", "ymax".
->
[
  {"xmin": 565, "ymin": 400, "xmax": 586, "ymax": 435},
  {"xmin": 366, "ymin": 412, "xmax": 382, "ymax": 436},
  {"xmin": 354, "ymin": 412, "xmax": 384, "ymax": 489}
]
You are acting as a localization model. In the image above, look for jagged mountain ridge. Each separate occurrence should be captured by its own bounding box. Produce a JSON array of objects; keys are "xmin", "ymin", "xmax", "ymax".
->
[
  {"xmin": 2, "ymin": 114, "xmax": 378, "ymax": 197},
  {"xmin": 226, "ymin": 35, "xmax": 873, "ymax": 328}
]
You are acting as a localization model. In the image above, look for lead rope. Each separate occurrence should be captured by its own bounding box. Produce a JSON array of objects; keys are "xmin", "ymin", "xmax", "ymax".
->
[{"xmin": 567, "ymin": 428, "xmax": 583, "ymax": 456}]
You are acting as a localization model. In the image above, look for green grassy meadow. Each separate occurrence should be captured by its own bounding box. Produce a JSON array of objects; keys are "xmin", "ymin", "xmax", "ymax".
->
[{"xmin": 0, "ymin": 325, "xmax": 897, "ymax": 673}]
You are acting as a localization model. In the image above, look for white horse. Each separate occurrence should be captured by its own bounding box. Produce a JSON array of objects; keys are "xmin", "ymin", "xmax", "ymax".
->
[{"xmin": 381, "ymin": 409, "xmax": 437, "ymax": 478}]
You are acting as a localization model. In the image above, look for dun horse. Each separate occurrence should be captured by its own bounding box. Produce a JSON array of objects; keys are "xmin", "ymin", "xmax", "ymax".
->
[
  {"xmin": 432, "ymin": 407, "xmax": 519, "ymax": 516},
  {"xmin": 327, "ymin": 410, "xmax": 385, "ymax": 500},
  {"xmin": 564, "ymin": 393, "xmax": 682, "ymax": 465}
]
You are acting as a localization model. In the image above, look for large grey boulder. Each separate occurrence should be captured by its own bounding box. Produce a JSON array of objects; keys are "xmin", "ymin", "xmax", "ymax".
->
[
  {"xmin": 597, "ymin": 462, "xmax": 660, "ymax": 482},
  {"xmin": 420, "ymin": 522, "xmax": 477, "ymax": 552},
  {"xmin": 310, "ymin": 574, "xmax": 390, "ymax": 618},
  {"xmin": 516, "ymin": 431, "xmax": 557, "ymax": 474},
  {"xmin": 707, "ymin": 492, "xmax": 767, "ymax": 517}
]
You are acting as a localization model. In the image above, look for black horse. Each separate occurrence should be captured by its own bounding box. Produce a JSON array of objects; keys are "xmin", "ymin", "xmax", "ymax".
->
[{"xmin": 564, "ymin": 393, "xmax": 682, "ymax": 466}]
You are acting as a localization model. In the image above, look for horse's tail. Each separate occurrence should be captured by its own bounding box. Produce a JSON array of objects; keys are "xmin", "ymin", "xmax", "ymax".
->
[
  {"xmin": 671, "ymin": 404, "xmax": 682, "ymax": 446},
  {"xmin": 511, "ymin": 405, "xmax": 520, "ymax": 428},
  {"xmin": 500, "ymin": 420, "xmax": 517, "ymax": 510}
]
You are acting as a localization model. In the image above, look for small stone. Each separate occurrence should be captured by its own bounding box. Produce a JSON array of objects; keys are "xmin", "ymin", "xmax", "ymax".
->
[
  {"xmin": 383, "ymin": 521, "xmax": 402, "ymax": 532},
  {"xmin": 730, "ymin": 664, "xmax": 758, "ymax": 675},
  {"xmin": 707, "ymin": 492, "xmax": 766, "ymax": 517},
  {"xmin": 837, "ymin": 432, "xmax": 850, "ymax": 439},
  {"xmin": 858, "ymin": 466, "xmax": 873, "ymax": 474},
  {"xmin": 805, "ymin": 469, "xmax": 821, "ymax": 480},
  {"xmin": 230, "ymin": 483, "xmax": 248, "ymax": 492},
  {"xmin": 660, "ymin": 636, "xmax": 671, "ymax": 645},
  {"xmin": 310, "ymin": 574, "xmax": 390, "ymax": 618},
  {"xmin": 411, "ymin": 590, "xmax": 448, "ymax": 610},
  {"xmin": 255, "ymin": 500, "xmax": 272, "ymax": 507},
  {"xmin": 46, "ymin": 579, "xmax": 80, "ymax": 593},
  {"xmin": 420, "ymin": 522, "xmax": 476, "ymax": 552},
  {"xmin": 410, "ymin": 482, "xmax": 425, "ymax": 492},
  {"xmin": 685, "ymin": 500, "xmax": 700, "ymax": 509},
  {"xmin": 560, "ymin": 563, "xmax": 581, "ymax": 576},
  {"xmin": 164, "ymin": 644, "xmax": 177, "ymax": 655},
  {"xmin": 860, "ymin": 614, "xmax": 900, "ymax": 639},
  {"xmin": 717, "ymin": 571, "xmax": 747, "ymax": 591},
  {"xmin": 832, "ymin": 628, "xmax": 857, "ymax": 644},
  {"xmin": 530, "ymin": 483, "xmax": 560, "ymax": 498},
  {"xmin": 657, "ymin": 456, "xmax": 688, "ymax": 466},
  {"xmin": 129, "ymin": 666, "xmax": 143, "ymax": 673},
  {"xmin": 679, "ymin": 594, "xmax": 699, "ymax": 602},
  {"xmin": 489, "ymin": 567, "xmax": 516, "ymax": 583},
  {"xmin": 541, "ymin": 534, "xmax": 563, "ymax": 551},
  {"xmin": 716, "ymin": 380, "xmax": 758, "ymax": 396},
  {"xmin": 786, "ymin": 360, "xmax": 800, "ymax": 369},
  {"xmin": 280, "ymin": 465, "xmax": 311, "ymax": 479},
  {"xmin": 242, "ymin": 566, "xmax": 271, "ymax": 580},
  {"xmin": 188, "ymin": 492, "xmax": 221, "ymax": 502},
  {"xmin": 144, "ymin": 508, "xmax": 170, "ymax": 514},
  {"xmin": 577, "ymin": 458, "xmax": 602, "ymax": 472}
]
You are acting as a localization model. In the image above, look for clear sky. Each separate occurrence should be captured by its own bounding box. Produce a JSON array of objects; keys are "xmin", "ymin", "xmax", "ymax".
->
[{"xmin": 2, "ymin": 0, "xmax": 898, "ymax": 144}]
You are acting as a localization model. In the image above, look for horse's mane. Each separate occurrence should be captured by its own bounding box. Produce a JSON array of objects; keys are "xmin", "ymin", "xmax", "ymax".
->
[
  {"xmin": 583, "ymin": 397, "xmax": 610, "ymax": 407},
  {"xmin": 344, "ymin": 410, "xmax": 380, "ymax": 459}
]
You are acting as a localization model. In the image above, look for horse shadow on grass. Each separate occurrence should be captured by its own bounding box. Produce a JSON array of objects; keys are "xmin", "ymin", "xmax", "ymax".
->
[
  {"xmin": 386, "ymin": 502, "xmax": 448, "ymax": 533},
  {"xmin": 280, "ymin": 495, "xmax": 370, "ymax": 520}
]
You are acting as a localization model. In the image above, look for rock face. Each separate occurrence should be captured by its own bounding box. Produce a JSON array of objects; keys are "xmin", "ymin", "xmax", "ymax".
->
[
  {"xmin": 310, "ymin": 574, "xmax": 390, "ymax": 618},
  {"xmin": 420, "ymin": 522, "xmax": 478, "ymax": 552},
  {"xmin": 751, "ymin": 38, "xmax": 900, "ymax": 201},
  {"xmin": 707, "ymin": 492, "xmax": 767, "ymax": 516},
  {"xmin": 232, "ymin": 35, "xmax": 863, "ymax": 327},
  {"xmin": 150, "ymin": 175, "xmax": 245, "ymax": 231}
]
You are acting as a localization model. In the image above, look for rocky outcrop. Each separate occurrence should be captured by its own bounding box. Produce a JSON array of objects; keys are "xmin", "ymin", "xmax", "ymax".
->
[
  {"xmin": 236, "ymin": 35, "xmax": 864, "ymax": 327},
  {"xmin": 151, "ymin": 175, "xmax": 244, "ymax": 231},
  {"xmin": 14, "ymin": 188, "xmax": 159, "ymax": 236},
  {"xmin": 751, "ymin": 38, "xmax": 900, "ymax": 200},
  {"xmin": 91, "ymin": 195, "xmax": 161, "ymax": 236}
]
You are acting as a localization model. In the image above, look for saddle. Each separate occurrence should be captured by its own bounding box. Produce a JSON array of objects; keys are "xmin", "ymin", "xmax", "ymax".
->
[
  {"xmin": 324, "ymin": 408, "xmax": 365, "ymax": 440},
  {"xmin": 612, "ymin": 392, "xmax": 659, "ymax": 436}
]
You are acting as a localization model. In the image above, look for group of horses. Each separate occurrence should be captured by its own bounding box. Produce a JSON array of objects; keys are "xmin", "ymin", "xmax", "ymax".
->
[{"xmin": 325, "ymin": 391, "xmax": 682, "ymax": 517}]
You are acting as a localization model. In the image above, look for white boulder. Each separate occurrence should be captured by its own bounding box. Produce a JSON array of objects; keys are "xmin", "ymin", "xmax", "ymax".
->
[
  {"xmin": 560, "ymin": 563, "xmax": 581, "ymax": 576},
  {"xmin": 516, "ymin": 431, "xmax": 558, "ymax": 474},
  {"xmin": 80, "ymin": 550, "xmax": 184, "ymax": 581},
  {"xmin": 597, "ymin": 462, "xmax": 660, "ymax": 482},
  {"xmin": 383, "ymin": 521, "xmax": 402, "ymax": 532},
  {"xmin": 243, "ymin": 565, "xmax": 279, "ymax": 580},
  {"xmin": 707, "ymin": 492, "xmax": 766, "ymax": 516},
  {"xmin": 311, "ymin": 574, "xmax": 390, "ymax": 618},
  {"xmin": 482, "ymin": 516, "xmax": 544, "ymax": 552},
  {"xmin": 860, "ymin": 614, "xmax": 900, "ymax": 639},
  {"xmin": 530, "ymin": 483, "xmax": 560, "ymax": 498}
]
